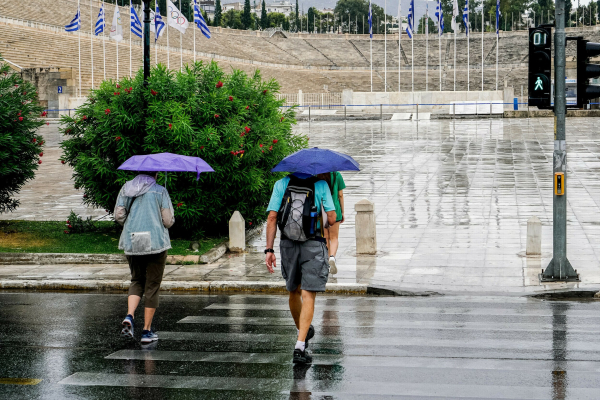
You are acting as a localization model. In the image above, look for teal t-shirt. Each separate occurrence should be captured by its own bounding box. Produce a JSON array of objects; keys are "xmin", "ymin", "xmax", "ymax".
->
[{"xmin": 267, "ymin": 176, "xmax": 335, "ymax": 213}]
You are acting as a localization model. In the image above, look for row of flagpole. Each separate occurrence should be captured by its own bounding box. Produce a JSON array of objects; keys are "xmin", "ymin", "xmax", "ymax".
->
[
  {"xmin": 369, "ymin": 0, "xmax": 502, "ymax": 92},
  {"xmin": 65, "ymin": 0, "xmax": 211, "ymax": 96}
]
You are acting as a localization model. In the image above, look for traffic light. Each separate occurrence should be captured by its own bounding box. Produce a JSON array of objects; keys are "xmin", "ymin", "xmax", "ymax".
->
[
  {"xmin": 528, "ymin": 27, "xmax": 552, "ymax": 109},
  {"xmin": 576, "ymin": 38, "xmax": 600, "ymax": 108}
]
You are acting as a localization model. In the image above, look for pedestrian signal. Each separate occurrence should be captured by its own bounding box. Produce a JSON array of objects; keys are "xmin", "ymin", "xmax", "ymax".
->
[
  {"xmin": 528, "ymin": 27, "xmax": 552, "ymax": 109},
  {"xmin": 576, "ymin": 38, "xmax": 600, "ymax": 108}
]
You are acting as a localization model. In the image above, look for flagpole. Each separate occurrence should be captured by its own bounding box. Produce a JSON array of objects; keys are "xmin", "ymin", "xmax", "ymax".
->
[
  {"xmin": 426, "ymin": 3, "xmax": 428, "ymax": 91},
  {"xmin": 481, "ymin": 11, "xmax": 483, "ymax": 91},
  {"xmin": 384, "ymin": 0, "xmax": 387, "ymax": 92},
  {"xmin": 496, "ymin": 24, "xmax": 498, "ymax": 90},
  {"xmin": 90, "ymin": 0, "xmax": 94, "ymax": 90},
  {"xmin": 439, "ymin": 1, "xmax": 441, "ymax": 91},
  {"xmin": 103, "ymin": 1, "xmax": 106, "ymax": 81},
  {"xmin": 167, "ymin": 15, "xmax": 170, "ymax": 69},
  {"xmin": 78, "ymin": 0, "xmax": 81, "ymax": 97},
  {"xmin": 179, "ymin": 0, "xmax": 183, "ymax": 71},
  {"xmin": 193, "ymin": 2, "xmax": 196, "ymax": 63},
  {"xmin": 130, "ymin": 0, "xmax": 132, "ymax": 77},
  {"xmin": 411, "ymin": 8, "xmax": 414, "ymax": 92},
  {"xmin": 369, "ymin": 0, "xmax": 372, "ymax": 92},
  {"xmin": 467, "ymin": 13, "xmax": 469, "ymax": 91},
  {"xmin": 399, "ymin": 0, "xmax": 401, "ymax": 92},
  {"xmin": 454, "ymin": 31, "xmax": 456, "ymax": 91}
]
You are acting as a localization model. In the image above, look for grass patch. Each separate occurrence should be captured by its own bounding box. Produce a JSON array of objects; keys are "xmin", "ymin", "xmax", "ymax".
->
[{"xmin": 0, "ymin": 220, "xmax": 224, "ymax": 256}]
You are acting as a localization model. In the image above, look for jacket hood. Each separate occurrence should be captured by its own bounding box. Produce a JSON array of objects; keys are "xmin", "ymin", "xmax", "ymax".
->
[{"xmin": 122, "ymin": 175, "xmax": 157, "ymax": 198}]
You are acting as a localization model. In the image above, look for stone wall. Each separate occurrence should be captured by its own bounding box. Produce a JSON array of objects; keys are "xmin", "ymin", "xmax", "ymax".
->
[{"xmin": 21, "ymin": 67, "xmax": 76, "ymax": 117}]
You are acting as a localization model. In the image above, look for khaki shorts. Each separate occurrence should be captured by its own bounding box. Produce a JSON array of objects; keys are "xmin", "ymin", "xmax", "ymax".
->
[
  {"xmin": 126, "ymin": 251, "xmax": 167, "ymax": 308},
  {"xmin": 280, "ymin": 239, "xmax": 329, "ymax": 292}
]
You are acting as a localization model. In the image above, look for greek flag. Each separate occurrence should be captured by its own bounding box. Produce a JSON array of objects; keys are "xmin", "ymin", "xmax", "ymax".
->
[
  {"xmin": 406, "ymin": 0, "xmax": 414, "ymax": 38},
  {"xmin": 193, "ymin": 0, "xmax": 211, "ymax": 38},
  {"xmin": 155, "ymin": 5, "xmax": 166, "ymax": 42},
  {"xmin": 496, "ymin": 0, "xmax": 500, "ymax": 35},
  {"xmin": 368, "ymin": 0, "xmax": 372, "ymax": 39},
  {"xmin": 435, "ymin": 0, "xmax": 444, "ymax": 36},
  {"xmin": 463, "ymin": 0, "xmax": 469, "ymax": 36},
  {"xmin": 95, "ymin": 4, "xmax": 105, "ymax": 35},
  {"xmin": 130, "ymin": 1, "xmax": 143, "ymax": 38},
  {"xmin": 65, "ymin": 7, "xmax": 80, "ymax": 32}
]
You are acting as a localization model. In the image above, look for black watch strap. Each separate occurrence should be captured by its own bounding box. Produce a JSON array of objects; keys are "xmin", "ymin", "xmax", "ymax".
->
[{"xmin": 264, "ymin": 248, "xmax": 275, "ymax": 254}]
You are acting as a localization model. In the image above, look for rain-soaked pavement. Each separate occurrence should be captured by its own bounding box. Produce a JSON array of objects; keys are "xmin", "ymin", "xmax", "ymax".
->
[
  {"xmin": 5, "ymin": 118, "xmax": 600, "ymax": 294},
  {"xmin": 2, "ymin": 291, "xmax": 600, "ymax": 399}
]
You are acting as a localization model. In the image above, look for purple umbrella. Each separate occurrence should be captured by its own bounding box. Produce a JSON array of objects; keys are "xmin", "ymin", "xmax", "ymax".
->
[{"xmin": 118, "ymin": 152, "xmax": 214, "ymax": 181}]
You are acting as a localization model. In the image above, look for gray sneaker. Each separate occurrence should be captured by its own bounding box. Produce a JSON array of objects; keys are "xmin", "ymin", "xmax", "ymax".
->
[
  {"xmin": 329, "ymin": 256, "xmax": 338, "ymax": 275},
  {"xmin": 120, "ymin": 314, "xmax": 134, "ymax": 339}
]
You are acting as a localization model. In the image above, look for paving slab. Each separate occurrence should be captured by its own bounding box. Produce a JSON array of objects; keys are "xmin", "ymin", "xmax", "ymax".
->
[{"xmin": 3, "ymin": 119, "xmax": 600, "ymax": 295}]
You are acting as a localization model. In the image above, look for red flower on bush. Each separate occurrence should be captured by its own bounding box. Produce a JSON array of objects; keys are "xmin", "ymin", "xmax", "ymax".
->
[
  {"xmin": 41, "ymin": 111, "xmax": 47, "ymax": 117},
  {"xmin": 249, "ymin": 222, "xmax": 252, "ymax": 225},
  {"xmin": 240, "ymin": 133, "xmax": 245, "ymax": 137},
  {"xmin": 176, "ymin": 202, "xmax": 183, "ymax": 208},
  {"xmin": 214, "ymin": 114, "xmax": 219, "ymax": 118},
  {"xmin": 83, "ymin": 194, "xmax": 88, "ymax": 198},
  {"xmin": 82, "ymin": 115, "xmax": 87, "ymax": 120},
  {"xmin": 46, "ymin": 122, "xmax": 49, "ymax": 126},
  {"xmin": 168, "ymin": 123, "xmax": 172, "ymax": 129},
  {"xmin": 273, "ymin": 139, "xmax": 278, "ymax": 144},
  {"xmin": 38, "ymin": 160, "xmax": 42, "ymax": 164},
  {"xmin": 114, "ymin": 92, "xmax": 120, "ymax": 96},
  {"xmin": 65, "ymin": 129, "xmax": 71, "ymax": 134},
  {"xmin": 18, "ymin": 116, "xmax": 23, "ymax": 121},
  {"xmin": 61, "ymin": 160, "xmax": 65, "ymax": 164},
  {"xmin": 14, "ymin": 84, "xmax": 18, "ymax": 87},
  {"xmin": 200, "ymin": 146, "xmax": 204, "ymax": 149},
  {"xmin": 259, "ymin": 144, "xmax": 263, "ymax": 148},
  {"xmin": 244, "ymin": 126, "xmax": 250, "ymax": 133},
  {"xmin": 216, "ymin": 81, "xmax": 223, "ymax": 88},
  {"xmin": 228, "ymin": 96, "xmax": 233, "ymax": 101},
  {"xmin": 245, "ymin": 105, "xmax": 249, "ymax": 110},
  {"xmin": 17, "ymin": 112, "xmax": 21, "ymax": 116},
  {"xmin": 151, "ymin": 89, "xmax": 157, "ymax": 96},
  {"xmin": 269, "ymin": 145, "xmax": 273, "ymax": 151},
  {"xmin": 66, "ymin": 220, "xmax": 70, "ymax": 224},
  {"xmin": 32, "ymin": 138, "xmax": 37, "ymax": 143},
  {"xmin": 116, "ymin": 136, "xmax": 121, "ymax": 141},
  {"xmin": 116, "ymin": 84, "xmax": 120, "ymax": 89},
  {"xmin": 68, "ymin": 225, "xmax": 73, "ymax": 229},
  {"xmin": 64, "ymin": 230, "xmax": 69, "ymax": 234},
  {"xmin": 280, "ymin": 117, "xmax": 284, "ymax": 122},
  {"xmin": 39, "ymin": 152, "xmax": 43, "ymax": 157},
  {"xmin": 105, "ymin": 109, "xmax": 111, "ymax": 115},
  {"xmin": 39, "ymin": 141, "xmax": 44, "ymax": 146},
  {"xmin": 263, "ymin": 89, "xmax": 267, "ymax": 94}
]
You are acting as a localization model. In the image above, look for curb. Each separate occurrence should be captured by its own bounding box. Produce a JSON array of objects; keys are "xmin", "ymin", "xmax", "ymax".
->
[{"xmin": 0, "ymin": 279, "xmax": 368, "ymax": 294}]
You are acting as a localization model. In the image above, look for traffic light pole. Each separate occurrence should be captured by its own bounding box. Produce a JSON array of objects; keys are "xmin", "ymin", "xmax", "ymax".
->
[{"xmin": 541, "ymin": 0, "xmax": 579, "ymax": 282}]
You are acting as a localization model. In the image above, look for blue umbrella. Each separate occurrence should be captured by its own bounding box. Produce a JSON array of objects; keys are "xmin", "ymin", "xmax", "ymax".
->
[{"xmin": 271, "ymin": 147, "xmax": 360, "ymax": 175}]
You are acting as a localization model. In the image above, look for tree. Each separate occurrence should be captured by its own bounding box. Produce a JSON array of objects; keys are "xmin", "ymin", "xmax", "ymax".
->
[
  {"xmin": 0, "ymin": 59, "xmax": 45, "ymax": 214},
  {"xmin": 269, "ymin": 12, "xmax": 287, "ymax": 28},
  {"xmin": 417, "ymin": 14, "xmax": 436, "ymax": 34},
  {"xmin": 261, "ymin": 0, "xmax": 268, "ymax": 29},
  {"xmin": 333, "ymin": 0, "xmax": 388, "ymax": 34},
  {"xmin": 307, "ymin": 7, "xmax": 315, "ymax": 33},
  {"xmin": 221, "ymin": 9, "xmax": 243, "ymax": 29},
  {"xmin": 283, "ymin": 17, "xmax": 290, "ymax": 31},
  {"xmin": 158, "ymin": 0, "xmax": 167, "ymax": 16},
  {"xmin": 566, "ymin": 0, "xmax": 573, "ymax": 26},
  {"xmin": 242, "ymin": 0, "xmax": 252, "ymax": 29},
  {"xmin": 295, "ymin": 0, "xmax": 300, "ymax": 31},
  {"xmin": 60, "ymin": 62, "xmax": 305, "ymax": 237},
  {"xmin": 214, "ymin": 0, "xmax": 222, "ymax": 26}
]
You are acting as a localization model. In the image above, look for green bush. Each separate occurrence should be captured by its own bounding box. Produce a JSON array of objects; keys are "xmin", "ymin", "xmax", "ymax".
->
[
  {"xmin": 0, "ymin": 59, "xmax": 45, "ymax": 213},
  {"xmin": 65, "ymin": 210, "xmax": 97, "ymax": 234},
  {"xmin": 60, "ymin": 61, "xmax": 305, "ymax": 237}
]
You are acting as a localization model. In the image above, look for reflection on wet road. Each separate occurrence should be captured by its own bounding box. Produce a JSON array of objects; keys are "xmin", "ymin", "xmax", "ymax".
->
[{"xmin": 2, "ymin": 292, "xmax": 600, "ymax": 399}]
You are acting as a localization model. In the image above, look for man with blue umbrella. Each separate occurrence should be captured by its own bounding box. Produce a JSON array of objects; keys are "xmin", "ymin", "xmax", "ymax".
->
[{"xmin": 265, "ymin": 148, "xmax": 360, "ymax": 364}]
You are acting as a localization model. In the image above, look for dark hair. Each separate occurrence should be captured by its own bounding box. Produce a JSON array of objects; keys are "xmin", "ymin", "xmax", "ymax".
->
[{"xmin": 316, "ymin": 172, "xmax": 332, "ymax": 192}]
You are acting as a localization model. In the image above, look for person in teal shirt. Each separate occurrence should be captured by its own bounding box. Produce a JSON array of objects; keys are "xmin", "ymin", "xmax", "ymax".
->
[
  {"xmin": 316, "ymin": 171, "xmax": 346, "ymax": 274},
  {"xmin": 264, "ymin": 172, "xmax": 336, "ymax": 364}
]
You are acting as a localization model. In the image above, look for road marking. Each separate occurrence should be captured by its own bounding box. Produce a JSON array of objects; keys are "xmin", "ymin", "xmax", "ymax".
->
[
  {"xmin": 0, "ymin": 378, "xmax": 42, "ymax": 385},
  {"xmin": 57, "ymin": 372, "xmax": 600, "ymax": 398}
]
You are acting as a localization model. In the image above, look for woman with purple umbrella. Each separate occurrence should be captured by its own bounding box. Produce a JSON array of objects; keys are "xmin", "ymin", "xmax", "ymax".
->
[{"xmin": 115, "ymin": 153, "xmax": 213, "ymax": 344}]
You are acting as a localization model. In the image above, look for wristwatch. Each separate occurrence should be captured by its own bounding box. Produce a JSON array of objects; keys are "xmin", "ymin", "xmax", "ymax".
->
[{"xmin": 264, "ymin": 248, "xmax": 275, "ymax": 254}]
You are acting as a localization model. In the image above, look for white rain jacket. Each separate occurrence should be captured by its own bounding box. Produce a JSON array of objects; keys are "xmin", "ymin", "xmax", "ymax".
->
[{"xmin": 114, "ymin": 175, "xmax": 175, "ymax": 256}]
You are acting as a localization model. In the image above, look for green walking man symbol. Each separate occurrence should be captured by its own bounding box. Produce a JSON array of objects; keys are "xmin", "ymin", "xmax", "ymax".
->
[{"xmin": 535, "ymin": 77, "xmax": 543, "ymax": 91}]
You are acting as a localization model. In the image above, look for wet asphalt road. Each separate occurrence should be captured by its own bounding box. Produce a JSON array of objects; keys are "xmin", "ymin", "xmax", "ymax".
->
[{"xmin": 1, "ymin": 292, "xmax": 600, "ymax": 399}]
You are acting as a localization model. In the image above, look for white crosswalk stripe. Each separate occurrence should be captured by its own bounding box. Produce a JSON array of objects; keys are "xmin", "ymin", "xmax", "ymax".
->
[{"xmin": 58, "ymin": 295, "xmax": 600, "ymax": 398}]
